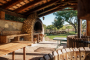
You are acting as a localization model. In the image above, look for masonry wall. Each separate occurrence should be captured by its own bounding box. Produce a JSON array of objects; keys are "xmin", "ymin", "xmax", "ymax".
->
[
  {"xmin": 22, "ymin": 13, "xmax": 37, "ymax": 42},
  {"xmin": 0, "ymin": 19, "xmax": 23, "ymax": 35}
]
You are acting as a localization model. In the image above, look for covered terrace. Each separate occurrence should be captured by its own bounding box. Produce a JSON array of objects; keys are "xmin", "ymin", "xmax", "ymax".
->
[{"xmin": 0, "ymin": 0, "xmax": 90, "ymax": 60}]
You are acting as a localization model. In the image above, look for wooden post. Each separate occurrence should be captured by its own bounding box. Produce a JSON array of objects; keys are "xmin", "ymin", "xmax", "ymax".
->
[
  {"xmin": 78, "ymin": 19, "xmax": 81, "ymax": 38},
  {"xmin": 23, "ymin": 47, "xmax": 26, "ymax": 60},
  {"xmin": 0, "ymin": 11, "xmax": 5, "ymax": 20},
  {"xmin": 86, "ymin": 20, "xmax": 90, "ymax": 36},
  {"xmin": 12, "ymin": 51, "xmax": 15, "ymax": 60},
  {"xmin": 81, "ymin": 19, "xmax": 82, "ymax": 35}
]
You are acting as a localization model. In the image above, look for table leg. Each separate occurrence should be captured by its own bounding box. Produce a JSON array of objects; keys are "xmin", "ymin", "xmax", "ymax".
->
[
  {"xmin": 23, "ymin": 47, "xmax": 26, "ymax": 60},
  {"xmin": 55, "ymin": 41, "xmax": 58, "ymax": 49},
  {"xmin": 12, "ymin": 51, "xmax": 15, "ymax": 60},
  {"xmin": 60, "ymin": 41, "xmax": 61, "ymax": 46}
]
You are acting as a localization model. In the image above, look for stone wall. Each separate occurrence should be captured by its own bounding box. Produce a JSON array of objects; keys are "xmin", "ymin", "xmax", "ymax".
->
[
  {"xmin": 22, "ymin": 13, "xmax": 37, "ymax": 42},
  {"xmin": 0, "ymin": 20, "xmax": 23, "ymax": 31},
  {"xmin": 0, "ymin": 19, "xmax": 23, "ymax": 35}
]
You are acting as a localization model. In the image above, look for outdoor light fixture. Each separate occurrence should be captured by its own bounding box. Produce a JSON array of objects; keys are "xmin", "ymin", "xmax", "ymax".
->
[
  {"xmin": 42, "ymin": 8, "xmax": 45, "ymax": 20},
  {"xmin": 43, "ymin": 16, "xmax": 45, "ymax": 20}
]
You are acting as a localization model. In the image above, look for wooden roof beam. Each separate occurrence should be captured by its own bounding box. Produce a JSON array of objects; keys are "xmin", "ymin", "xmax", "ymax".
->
[
  {"xmin": 38, "ymin": 5, "xmax": 77, "ymax": 16},
  {"xmin": 38, "ymin": 8, "xmax": 62, "ymax": 17},
  {"xmin": 38, "ymin": 5, "xmax": 63, "ymax": 15},
  {"xmin": 23, "ymin": 0, "xmax": 59, "ymax": 15},
  {"xmin": 14, "ymin": 0, "xmax": 43, "ymax": 13},
  {"xmin": 0, "ymin": 8, "xmax": 26, "ymax": 18},
  {"xmin": 2, "ymin": 0, "xmax": 22, "ymax": 9},
  {"xmin": 38, "ymin": 5, "xmax": 77, "ymax": 17}
]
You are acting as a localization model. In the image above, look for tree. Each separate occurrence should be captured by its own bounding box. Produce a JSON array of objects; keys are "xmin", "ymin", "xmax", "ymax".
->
[
  {"xmin": 53, "ymin": 10, "xmax": 78, "ymax": 33},
  {"xmin": 82, "ymin": 20, "xmax": 86, "ymax": 33},
  {"xmin": 43, "ymin": 24, "xmax": 46, "ymax": 30},
  {"xmin": 46, "ymin": 25, "xmax": 56, "ymax": 31},
  {"xmin": 52, "ymin": 18, "xmax": 64, "ymax": 30},
  {"xmin": 66, "ymin": 26, "xmax": 71, "ymax": 33}
]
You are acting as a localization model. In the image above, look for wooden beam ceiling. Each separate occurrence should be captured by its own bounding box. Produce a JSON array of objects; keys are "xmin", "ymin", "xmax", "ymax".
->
[
  {"xmin": 14, "ymin": 0, "xmax": 43, "ymax": 13},
  {"xmin": 38, "ymin": 2, "xmax": 77, "ymax": 16},
  {"xmin": 2, "ymin": 0, "xmax": 22, "ymax": 9},
  {"xmin": 38, "ymin": 5, "xmax": 63, "ymax": 16},
  {"xmin": 38, "ymin": 5, "xmax": 77, "ymax": 17},
  {"xmin": 23, "ymin": 0, "xmax": 59, "ymax": 15},
  {"xmin": 0, "ymin": 8, "xmax": 25, "ymax": 18},
  {"xmin": 38, "ymin": 8, "xmax": 62, "ymax": 17}
]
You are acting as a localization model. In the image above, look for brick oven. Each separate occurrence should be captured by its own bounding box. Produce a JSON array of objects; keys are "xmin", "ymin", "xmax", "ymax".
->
[
  {"xmin": 22, "ymin": 13, "xmax": 44, "ymax": 43},
  {"xmin": 33, "ymin": 19, "xmax": 43, "ymax": 43}
]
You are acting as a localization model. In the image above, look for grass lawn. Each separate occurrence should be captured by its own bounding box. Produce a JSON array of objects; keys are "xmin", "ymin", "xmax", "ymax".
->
[{"xmin": 46, "ymin": 31, "xmax": 77, "ymax": 39}]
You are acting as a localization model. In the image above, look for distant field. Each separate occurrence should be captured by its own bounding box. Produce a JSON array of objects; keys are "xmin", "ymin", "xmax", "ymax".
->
[{"xmin": 46, "ymin": 31, "xmax": 77, "ymax": 39}]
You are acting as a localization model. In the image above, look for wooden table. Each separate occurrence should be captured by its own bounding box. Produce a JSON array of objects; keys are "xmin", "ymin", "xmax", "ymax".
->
[
  {"xmin": 53, "ymin": 37, "xmax": 67, "ymax": 48},
  {"xmin": 0, "ymin": 34, "xmax": 30, "ymax": 43},
  {"xmin": 0, "ymin": 41, "xmax": 33, "ymax": 60}
]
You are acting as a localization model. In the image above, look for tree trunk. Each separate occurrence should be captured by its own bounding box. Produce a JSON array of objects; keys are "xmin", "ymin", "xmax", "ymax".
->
[{"xmin": 74, "ymin": 26, "xmax": 78, "ymax": 33}]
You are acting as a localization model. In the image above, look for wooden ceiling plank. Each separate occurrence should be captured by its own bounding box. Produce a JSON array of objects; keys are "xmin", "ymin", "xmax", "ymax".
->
[
  {"xmin": 2, "ymin": 0, "xmax": 22, "ymax": 9},
  {"xmin": 14, "ymin": 0, "xmax": 43, "ymax": 13},
  {"xmin": 0, "ymin": 8, "xmax": 26, "ymax": 18},
  {"xmin": 23, "ymin": 0, "xmax": 59, "ymax": 15}
]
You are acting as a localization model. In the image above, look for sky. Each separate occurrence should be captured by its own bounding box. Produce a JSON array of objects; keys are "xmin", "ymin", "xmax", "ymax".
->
[{"xmin": 40, "ymin": 13, "xmax": 69, "ymax": 26}]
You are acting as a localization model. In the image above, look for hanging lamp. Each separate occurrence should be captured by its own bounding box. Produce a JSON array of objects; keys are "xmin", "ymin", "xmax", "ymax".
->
[{"xmin": 42, "ymin": 8, "xmax": 45, "ymax": 20}]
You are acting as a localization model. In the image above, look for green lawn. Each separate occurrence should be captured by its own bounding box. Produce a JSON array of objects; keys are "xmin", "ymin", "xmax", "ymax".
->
[{"xmin": 46, "ymin": 31, "xmax": 77, "ymax": 39}]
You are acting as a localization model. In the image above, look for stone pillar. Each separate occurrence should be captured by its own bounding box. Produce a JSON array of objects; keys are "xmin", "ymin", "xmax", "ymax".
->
[{"xmin": 0, "ymin": 11, "xmax": 5, "ymax": 20}]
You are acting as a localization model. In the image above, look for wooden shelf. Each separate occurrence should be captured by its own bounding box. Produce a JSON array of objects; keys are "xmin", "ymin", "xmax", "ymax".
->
[{"xmin": 0, "ymin": 34, "xmax": 30, "ymax": 44}]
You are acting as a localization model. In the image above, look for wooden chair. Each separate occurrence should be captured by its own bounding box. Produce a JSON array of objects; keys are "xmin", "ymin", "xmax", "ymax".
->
[
  {"xmin": 39, "ymin": 57, "xmax": 45, "ymax": 60},
  {"xmin": 79, "ymin": 47, "xmax": 85, "ymax": 60},
  {"xmin": 52, "ymin": 51, "xmax": 58, "ymax": 60},
  {"xmin": 73, "ymin": 48, "xmax": 80, "ymax": 60},
  {"xmin": 43, "ymin": 54, "xmax": 51, "ymax": 60},
  {"xmin": 62, "ymin": 49, "xmax": 67, "ymax": 60},
  {"xmin": 57, "ymin": 50, "xmax": 63, "ymax": 60},
  {"xmin": 66, "ymin": 48, "xmax": 71, "ymax": 60},
  {"xmin": 48, "ymin": 53, "xmax": 53, "ymax": 60},
  {"xmin": 70, "ymin": 48, "xmax": 74, "ymax": 60}
]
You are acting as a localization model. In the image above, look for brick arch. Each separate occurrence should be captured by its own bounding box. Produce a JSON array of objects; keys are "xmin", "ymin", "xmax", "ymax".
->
[{"xmin": 33, "ymin": 18, "xmax": 43, "ymax": 33}]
